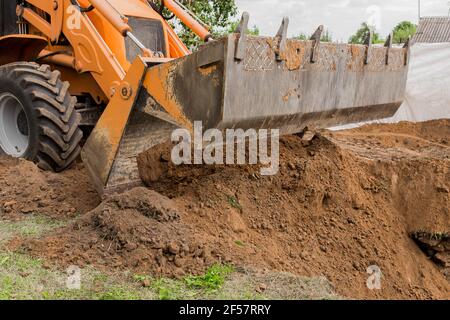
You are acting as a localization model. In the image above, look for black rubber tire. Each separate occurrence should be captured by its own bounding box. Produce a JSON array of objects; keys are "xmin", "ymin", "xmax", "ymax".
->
[{"xmin": 0, "ymin": 62, "xmax": 83, "ymax": 172}]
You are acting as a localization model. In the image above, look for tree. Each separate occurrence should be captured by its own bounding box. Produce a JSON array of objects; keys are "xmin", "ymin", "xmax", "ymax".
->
[
  {"xmin": 225, "ymin": 21, "xmax": 260, "ymax": 36},
  {"xmin": 295, "ymin": 33, "xmax": 308, "ymax": 40},
  {"xmin": 393, "ymin": 21, "xmax": 416, "ymax": 44},
  {"xmin": 320, "ymin": 30, "xmax": 332, "ymax": 42},
  {"xmin": 247, "ymin": 25, "xmax": 260, "ymax": 36},
  {"xmin": 295, "ymin": 29, "xmax": 332, "ymax": 42},
  {"xmin": 348, "ymin": 22, "xmax": 384, "ymax": 44},
  {"xmin": 158, "ymin": 0, "xmax": 238, "ymax": 50}
]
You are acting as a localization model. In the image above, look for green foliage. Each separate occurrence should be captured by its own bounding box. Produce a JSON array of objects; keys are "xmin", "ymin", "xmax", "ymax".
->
[
  {"xmin": 226, "ymin": 21, "xmax": 260, "ymax": 36},
  {"xmin": 320, "ymin": 30, "xmax": 333, "ymax": 42},
  {"xmin": 295, "ymin": 33, "xmax": 308, "ymax": 40},
  {"xmin": 294, "ymin": 29, "xmax": 333, "ymax": 42},
  {"xmin": 0, "ymin": 216, "xmax": 67, "ymax": 243},
  {"xmin": 393, "ymin": 21, "xmax": 417, "ymax": 44},
  {"xmin": 348, "ymin": 22, "xmax": 384, "ymax": 44},
  {"xmin": 151, "ymin": 278, "xmax": 184, "ymax": 300},
  {"xmin": 96, "ymin": 287, "xmax": 141, "ymax": 300},
  {"xmin": 247, "ymin": 25, "xmax": 260, "ymax": 36},
  {"xmin": 234, "ymin": 240, "xmax": 245, "ymax": 247},
  {"xmin": 184, "ymin": 264, "xmax": 234, "ymax": 290},
  {"xmin": 161, "ymin": 0, "xmax": 238, "ymax": 49},
  {"xmin": 227, "ymin": 195, "xmax": 242, "ymax": 210}
]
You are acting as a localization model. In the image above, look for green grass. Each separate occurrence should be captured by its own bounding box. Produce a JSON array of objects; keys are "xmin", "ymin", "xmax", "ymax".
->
[
  {"xmin": 227, "ymin": 196, "xmax": 242, "ymax": 210},
  {"xmin": 184, "ymin": 264, "xmax": 234, "ymax": 290},
  {"xmin": 234, "ymin": 240, "xmax": 245, "ymax": 247},
  {"xmin": 149, "ymin": 264, "xmax": 234, "ymax": 300},
  {"xmin": 0, "ymin": 216, "xmax": 67, "ymax": 243},
  {"xmin": 0, "ymin": 250, "xmax": 340, "ymax": 300},
  {"xmin": 0, "ymin": 251, "xmax": 156, "ymax": 300},
  {"xmin": 0, "ymin": 214, "xmax": 340, "ymax": 300}
]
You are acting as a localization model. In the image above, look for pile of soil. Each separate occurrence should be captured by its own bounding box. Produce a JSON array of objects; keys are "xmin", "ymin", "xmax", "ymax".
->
[
  {"xmin": 2, "ymin": 120, "xmax": 449, "ymax": 299},
  {"xmin": 0, "ymin": 158, "xmax": 99, "ymax": 220},
  {"xmin": 18, "ymin": 188, "xmax": 212, "ymax": 278}
]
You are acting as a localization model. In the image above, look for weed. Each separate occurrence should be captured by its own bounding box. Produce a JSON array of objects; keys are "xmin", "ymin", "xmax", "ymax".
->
[
  {"xmin": 151, "ymin": 278, "xmax": 186, "ymax": 300},
  {"xmin": 184, "ymin": 264, "xmax": 234, "ymax": 290},
  {"xmin": 227, "ymin": 196, "xmax": 242, "ymax": 210},
  {"xmin": 234, "ymin": 240, "xmax": 245, "ymax": 247}
]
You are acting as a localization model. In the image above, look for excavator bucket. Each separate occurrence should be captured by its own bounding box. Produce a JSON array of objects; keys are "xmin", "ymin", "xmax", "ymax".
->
[{"xmin": 82, "ymin": 15, "xmax": 410, "ymax": 195}]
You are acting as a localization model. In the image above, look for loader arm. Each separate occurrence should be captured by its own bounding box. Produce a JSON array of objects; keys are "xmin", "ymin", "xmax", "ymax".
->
[
  {"xmin": 15, "ymin": 0, "xmax": 205, "ymax": 99},
  {"xmin": 4, "ymin": 0, "xmax": 214, "ymax": 194}
]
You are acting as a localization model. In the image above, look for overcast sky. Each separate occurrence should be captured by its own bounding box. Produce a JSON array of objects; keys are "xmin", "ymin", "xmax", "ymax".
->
[{"xmin": 235, "ymin": 0, "xmax": 450, "ymax": 41}]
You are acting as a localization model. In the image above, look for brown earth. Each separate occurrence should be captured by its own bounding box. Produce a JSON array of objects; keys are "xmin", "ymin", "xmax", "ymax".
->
[
  {"xmin": 0, "ymin": 158, "xmax": 99, "ymax": 220},
  {"xmin": 1, "ymin": 119, "xmax": 449, "ymax": 299}
]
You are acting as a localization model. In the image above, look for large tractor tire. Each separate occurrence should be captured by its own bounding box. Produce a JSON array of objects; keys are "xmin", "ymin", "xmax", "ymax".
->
[{"xmin": 0, "ymin": 62, "xmax": 82, "ymax": 171}]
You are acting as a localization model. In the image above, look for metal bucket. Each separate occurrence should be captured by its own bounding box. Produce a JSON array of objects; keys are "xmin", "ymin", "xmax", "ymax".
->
[{"xmin": 83, "ymin": 22, "xmax": 410, "ymax": 194}]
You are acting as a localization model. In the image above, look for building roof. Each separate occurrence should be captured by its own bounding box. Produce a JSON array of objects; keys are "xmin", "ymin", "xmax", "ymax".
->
[{"xmin": 414, "ymin": 17, "xmax": 450, "ymax": 43}]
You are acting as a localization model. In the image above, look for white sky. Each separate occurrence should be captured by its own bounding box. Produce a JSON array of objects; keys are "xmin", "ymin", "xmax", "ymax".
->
[{"xmin": 235, "ymin": 0, "xmax": 450, "ymax": 41}]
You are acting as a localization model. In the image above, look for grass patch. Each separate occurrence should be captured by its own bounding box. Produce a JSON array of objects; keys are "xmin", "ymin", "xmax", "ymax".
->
[
  {"xmin": 234, "ymin": 240, "xmax": 245, "ymax": 247},
  {"xmin": 0, "ymin": 216, "xmax": 67, "ymax": 243},
  {"xmin": 0, "ymin": 250, "xmax": 339, "ymax": 300},
  {"xmin": 185, "ymin": 264, "xmax": 234, "ymax": 290},
  {"xmin": 227, "ymin": 196, "xmax": 242, "ymax": 210},
  {"xmin": 151, "ymin": 278, "xmax": 188, "ymax": 300},
  {"xmin": 0, "ymin": 251, "xmax": 156, "ymax": 300},
  {"xmin": 148, "ymin": 264, "xmax": 234, "ymax": 300}
]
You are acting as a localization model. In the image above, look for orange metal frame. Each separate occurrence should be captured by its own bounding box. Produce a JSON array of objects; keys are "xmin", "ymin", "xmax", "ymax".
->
[
  {"xmin": 0, "ymin": 0, "xmax": 212, "ymax": 193},
  {"xmin": 2, "ymin": 0, "xmax": 208, "ymax": 104}
]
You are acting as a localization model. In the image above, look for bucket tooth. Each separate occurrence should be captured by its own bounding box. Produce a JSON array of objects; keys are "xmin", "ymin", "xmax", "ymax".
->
[
  {"xmin": 384, "ymin": 32, "xmax": 393, "ymax": 65},
  {"xmin": 384, "ymin": 32, "xmax": 393, "ymax": 47},
  {"xmin": 364, "ymin": 29, "xmax": 373, "ymax": 64},
  {"xmin": 403, "ymin": 36, "xmax": 411, "ymax": 65},
  {"xmin": 310, "ymin": 25, "xmax": 324, "ymax": 41},
  {"xmin": 234, "ymin": 12, "xmax": 249, "ymax": 60},
  {"xmin": 275, "ymin": 17, "xmax": 289, "ymax": 61},
  {"xmin": 310, "ymin": 25, "xmax": 323, "ymax": 63}
]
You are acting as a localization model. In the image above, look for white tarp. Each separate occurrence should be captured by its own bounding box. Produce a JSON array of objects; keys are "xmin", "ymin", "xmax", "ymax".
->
[
  {"xmin": 391, "ymin": 42, "xmax": 450, "ymax": 122},
  {"xmin": 332, "ymin": 42, "xmax": 450, "ymax": 130}
]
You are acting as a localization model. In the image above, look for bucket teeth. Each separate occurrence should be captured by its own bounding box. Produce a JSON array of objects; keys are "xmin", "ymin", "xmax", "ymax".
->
[
  {"xmin": 364, "ymin": 29, "xmax": 373, "ymax": 65},
  {"xmin": 384, "ymin": 32, "xmax": 393, "ymax": 48},
  {"xmin": 234, "ymin": 12, "xmax": 250, "ymax": 60},
  {"xmin": 363, "ymin": 29, "xmax": 373, "ymax": 46},
  {"xmin": 310, "ymin": 25, "xmax": 323, "ymax": 63},
  {"xmin": 234, "ymin": 12, "xmax": 250, "ymax": 34},
  {"xmin": 384, "ymin": 32, "xmax": 393, "ymax": 65},
  {"xmin": 403, "ymin": 36, "xmax": 411, "ymax": 66},
  {"xmin": 275, "ymin": 17, "xmax": 289, "ymax": 61},
  {"xmin": 82, "ymin": 25, "xmax": 410, "ymax": 196},
  {"xmin": 310, "ymin": 25, "xmax": 324, "ymax": 41}
]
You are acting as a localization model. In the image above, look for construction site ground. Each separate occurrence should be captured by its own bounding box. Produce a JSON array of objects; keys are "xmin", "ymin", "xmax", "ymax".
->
[{"xmin": 0, "ymin": 119, "xmax": 449, "ymax": 300}]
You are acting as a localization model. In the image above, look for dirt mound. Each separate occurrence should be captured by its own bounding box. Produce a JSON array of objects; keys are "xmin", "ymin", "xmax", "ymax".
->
[
  {"xmin": 0, "ymin": 158, "xmax": 99, "ymax": 220},
  {"xmin": 19, "ymin": 188, "xmax": 215, "ymax": 278},
  {"xmin": 3, "ymin": 120, "xmax": 450, "ymax": 299}
]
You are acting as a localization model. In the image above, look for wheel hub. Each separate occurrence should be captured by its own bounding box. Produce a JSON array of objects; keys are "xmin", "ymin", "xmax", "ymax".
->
[{"xmin": 0, "ymin": 92, "xmax": 30, "ymax": 157}]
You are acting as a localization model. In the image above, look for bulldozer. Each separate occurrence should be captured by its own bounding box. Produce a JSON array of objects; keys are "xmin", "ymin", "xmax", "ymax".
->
[{"xmin": 0, "ymin": 0, "xmax": 410, "ymax": 195}]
